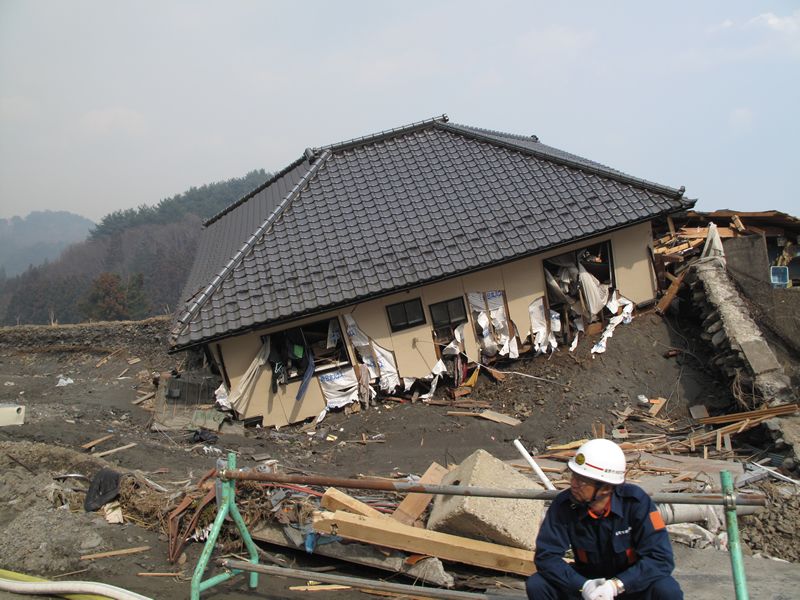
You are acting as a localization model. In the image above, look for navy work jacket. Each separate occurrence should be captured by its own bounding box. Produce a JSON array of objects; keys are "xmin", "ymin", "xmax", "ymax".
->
[{"xmin": 534, "ymin": 483, "xmax": 675, "ymax": 595}]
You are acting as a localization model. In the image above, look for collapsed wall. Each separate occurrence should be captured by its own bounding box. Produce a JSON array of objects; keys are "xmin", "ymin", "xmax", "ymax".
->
[
  {"xmin": 687, "ymin": 259, "xmax": 795, "ymax": 407},
  {"xmin": 687, "ymin": 258, "xmax": 799, "ymax": 476}
]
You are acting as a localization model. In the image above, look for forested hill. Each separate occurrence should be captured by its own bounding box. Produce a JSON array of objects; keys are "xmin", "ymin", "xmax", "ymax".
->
[
  {"xmin": 0, "ymin": 211, "xmax": 94, "ymax": 278},
  {"xmin": 0, "ymin": 169, "xmax": 271, "ymax": 326}
]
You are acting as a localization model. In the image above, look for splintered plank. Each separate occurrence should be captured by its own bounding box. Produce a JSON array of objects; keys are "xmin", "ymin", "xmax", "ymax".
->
[
  {"xmin": 81, "ymin": 546, "xmax": 150, "ymax": 560},
  {"xmin": 648, "ymin": 398, "xmax": 667, "ymax": 417},
  {"xmin": 446, "ymin": 410, "xmax": 521, "ymax": 426},
  {"xmin": 391, "ymin": 462, "xmax": 448, "ymax": 526},
  {"xmin": 547, "ymin": 439, "xmax": 588, "ymax": 451},
  {"xmin": 479, "ymin": 410, "xmax": 522, "ymax": 426},
  {"xmin": 80, "ymin": 434, "xmax": 114, "ymax": 450},
  {"xmin": 93, "ymin": 442, "xmax": 137, "ymax": 458},
  {"xmin": 313, "ymin": 510, "xmax": 535, "ymax": 576}
]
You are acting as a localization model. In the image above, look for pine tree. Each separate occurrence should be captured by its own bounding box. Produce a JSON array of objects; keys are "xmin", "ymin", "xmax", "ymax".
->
[{"xmin": 81, "ymin": 273, "xmax": 129, "ymax": 321}]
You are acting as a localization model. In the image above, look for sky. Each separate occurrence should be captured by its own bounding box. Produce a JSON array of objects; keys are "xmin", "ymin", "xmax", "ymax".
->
[{"xmin": 0, "ymin": 1, "xmax": 798, "ymax": 222}]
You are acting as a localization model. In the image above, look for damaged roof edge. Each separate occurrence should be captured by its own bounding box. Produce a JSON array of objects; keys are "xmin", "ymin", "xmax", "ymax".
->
[
  {"xmin": 438, "ymin": 122, "xmax": 686, "ymax": 200},
  {"xmin": 172, "ymin": 149, "xmax": 334, "ymax": 344},
  {"xmin": 169, "ymin": 202, "xmax": 695, "ymax": 353}
]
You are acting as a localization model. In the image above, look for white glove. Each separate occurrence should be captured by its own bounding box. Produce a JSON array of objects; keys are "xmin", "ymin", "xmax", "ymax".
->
[
  {"xmin": 589, "ymin": 579, "xmax": 619, "ymax": 600},
  {"xmin": 580, "ymin": 578, "xmax": 606, "ymax": 600}
]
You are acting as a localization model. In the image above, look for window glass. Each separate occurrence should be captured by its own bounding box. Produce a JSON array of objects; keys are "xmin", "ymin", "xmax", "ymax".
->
[
  {"xmin": 430, "ymin": 302, "xmax": 449, "ymax": 326},
  {"xmin": 448, "ymin": 298, "xmax": 467, "ymax": 322},
  {"xmin": 405, "ymin": 299, "xmax": 424, "ymax": 324},
  {"xmin": 386, "ymin": 298, "xmax": 425, "ymax": 331}
]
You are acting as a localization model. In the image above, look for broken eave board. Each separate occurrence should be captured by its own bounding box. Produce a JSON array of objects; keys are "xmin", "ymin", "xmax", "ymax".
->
[{"xmin": 313, "ymin": 510, "xmax": 535, "ymax": 576}]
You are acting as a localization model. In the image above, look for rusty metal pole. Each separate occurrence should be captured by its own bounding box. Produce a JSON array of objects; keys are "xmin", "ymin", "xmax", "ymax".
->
[{"xmin": 219, "ymin": 470, "xmax": 767, "ymax": 506}]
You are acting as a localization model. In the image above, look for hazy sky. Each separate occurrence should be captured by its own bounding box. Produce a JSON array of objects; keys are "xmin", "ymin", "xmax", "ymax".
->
[{"xmin": 1, "ymin": 2, "xmax": 798, "ymax": 222}]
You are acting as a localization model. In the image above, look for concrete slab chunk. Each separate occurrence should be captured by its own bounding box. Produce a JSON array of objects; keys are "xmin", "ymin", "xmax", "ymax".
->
[
  {"xmin": 739, "ymin": 339, "xmax": 781, "ymax": 375},
  {"xmin": 427, "ymin": 449, "xmax": 545, "ymax": 550}
]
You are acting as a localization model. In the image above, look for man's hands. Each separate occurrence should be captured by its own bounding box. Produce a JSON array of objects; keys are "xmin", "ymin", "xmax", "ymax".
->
[
  {"xmin": 580, "ymin": 578, "xmax": 606, "ymax": 600},
  {"xmin": 588, "ymin": 579, "xmax": 620, "ymax": 600}
]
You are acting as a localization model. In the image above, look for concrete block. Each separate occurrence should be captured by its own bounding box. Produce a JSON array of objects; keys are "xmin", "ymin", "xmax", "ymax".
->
[
  {"xmin": 0, "ymin": 404, "xmax": 25, "ymax": 426},
  {"xmin": 426, "ymin": 449, "xmax": 545, "ymax": 550},
  {"xmin": 740, "ymin": 339, "xmax": 781, "ymax": 375}
]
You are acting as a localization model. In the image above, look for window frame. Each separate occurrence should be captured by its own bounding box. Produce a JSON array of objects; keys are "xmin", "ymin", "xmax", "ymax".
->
[{"xmin": 385, "ymin": 298, "xmax": 426, "ymax": 332}]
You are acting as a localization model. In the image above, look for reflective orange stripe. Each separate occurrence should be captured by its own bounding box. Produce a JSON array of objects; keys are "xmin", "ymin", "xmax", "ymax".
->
[
  {"xmin": 626, "ymin": 548, "xmax": 637, "ymax": 565},
  {"xmin": 576, "ymin": 548, "xmax": 588, "ymax": 563},
  {"xmin": 650, "ymin": 510, "xmax": 666, "ymax": 531}
]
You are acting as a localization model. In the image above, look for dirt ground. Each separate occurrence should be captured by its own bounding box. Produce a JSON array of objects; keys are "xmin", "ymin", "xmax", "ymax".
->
[{"xmin": 0, "ymin": 311, "xmax": 797, "ymax": 599}]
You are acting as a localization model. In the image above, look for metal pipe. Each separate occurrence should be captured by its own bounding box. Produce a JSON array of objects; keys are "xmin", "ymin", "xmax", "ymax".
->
[
  {"xmin": 658, "ymin": 502, "xmax": 759, "ymax": 525},
  {"xmin": 220, "ymin": 559, "xmax": 494, "ymax": 600},
  {"xmin": 513, "ymin": 439, "xmax": 556, "ymax": 490},
  {"xmin": 220, "ymin": 470, "xmax": 767, "ymax": 506},
  {"xmin": 721, "ymin": 470, "xmax": 750, "ymax": 600}
]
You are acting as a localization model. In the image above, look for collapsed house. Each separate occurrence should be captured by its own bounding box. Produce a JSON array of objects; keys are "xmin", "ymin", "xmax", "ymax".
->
[{"xmin": 169, "ymin": 115, "xmax": 694, "ymax": 427}]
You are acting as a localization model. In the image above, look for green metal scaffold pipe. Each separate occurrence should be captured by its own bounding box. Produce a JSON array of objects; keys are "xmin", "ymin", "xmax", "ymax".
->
[
  {"xmin": 190, "ymin": 453, "xmax": 260, "ymax": 600},
  {"xmin": 721, "ymin": 470, "xmax": 750, "ymax": 600}
]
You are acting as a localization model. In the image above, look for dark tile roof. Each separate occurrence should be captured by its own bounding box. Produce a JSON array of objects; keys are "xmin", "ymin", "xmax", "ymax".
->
[
  {"xmin": 171, "ymin": 117, "xmax": 693, "ymax": 349},
  {"xmin": 178, "ymin": 158, "xmax": 312, "ymax": 305}
]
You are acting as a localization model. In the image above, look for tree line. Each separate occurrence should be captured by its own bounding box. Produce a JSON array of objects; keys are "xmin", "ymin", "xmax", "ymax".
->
[{"xmin": 0, "ymin": 169, "xmax": 270, "ymax": 326}]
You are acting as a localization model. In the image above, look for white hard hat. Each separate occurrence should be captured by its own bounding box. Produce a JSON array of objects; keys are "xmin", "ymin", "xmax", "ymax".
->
[{"xmin": 568, "ymin": 439, "xmax": 626, "ymax": 485}]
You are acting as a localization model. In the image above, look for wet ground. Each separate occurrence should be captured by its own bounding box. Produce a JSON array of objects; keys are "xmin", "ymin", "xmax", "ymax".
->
[{"xmin": 1, "ymin": 312, "xmax": 797, "ymax": 599}]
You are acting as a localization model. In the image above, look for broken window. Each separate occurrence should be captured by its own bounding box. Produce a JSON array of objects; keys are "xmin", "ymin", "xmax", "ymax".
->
[
  {"xmin": 467, "ymin": 290, "xmax": 517, "ymax": 359},
  {"xmin": 263, "ymin": 317, "xmax": 350, "ymax": 385},
  {"xmin": 543, "ymin": 241, "xmax": 614, "ymax": 343},
  {"xmin": 386, "ymin": 298, "xmax": 426, "ymax": 332},
  {"xmin": 429, "ymin": 297, "xmax": 468, "ymax": 347}
]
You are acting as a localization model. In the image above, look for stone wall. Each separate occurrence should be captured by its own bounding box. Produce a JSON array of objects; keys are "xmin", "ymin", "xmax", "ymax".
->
[
  {"xmin": 687, "ymin": 259, "xmax": 796, "ymax": 406},
  {"xmin": 0, "ymin": 316, "xmax": 173, "ymax": 364}
]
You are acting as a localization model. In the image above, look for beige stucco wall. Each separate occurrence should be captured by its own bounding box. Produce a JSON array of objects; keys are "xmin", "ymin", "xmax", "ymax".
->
[{"xmin": 213, "ymin": 221, "xmax": 656, "ymax": 426}]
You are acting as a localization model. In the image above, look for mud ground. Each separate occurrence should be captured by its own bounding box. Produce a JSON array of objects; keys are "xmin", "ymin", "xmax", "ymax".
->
[{"xmin": 0, "ymin": 312, "xmax": 798, "ymax": 599}]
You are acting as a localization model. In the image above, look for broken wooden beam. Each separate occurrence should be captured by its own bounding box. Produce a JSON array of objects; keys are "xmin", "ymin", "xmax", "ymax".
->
[
  {"xmin": 656, "ymin": 270, "xmax": 687, "ymax": 315},
  {"xmin": 312, "ymin": 510, "xmax": 535, "ymax": 576},
  {"xmin": 321, "ymin": 488, "xmax": 386, "ymax": 519}
]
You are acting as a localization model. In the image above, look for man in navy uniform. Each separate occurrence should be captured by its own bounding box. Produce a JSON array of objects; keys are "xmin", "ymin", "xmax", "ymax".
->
[{"xmin": 526, "ymin": 439, "xmax": 683, "ymax": 599}]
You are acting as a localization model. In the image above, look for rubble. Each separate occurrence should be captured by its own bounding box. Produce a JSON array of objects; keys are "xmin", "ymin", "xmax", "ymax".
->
[{"xmin": 1, "ymin": 285, "xmax": 799, "ymax": 597}]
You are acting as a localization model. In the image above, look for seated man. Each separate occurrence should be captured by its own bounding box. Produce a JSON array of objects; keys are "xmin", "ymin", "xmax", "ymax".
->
[{"xmin": 526, "ymin": 439, "xmax": 683, "ymax": 600}]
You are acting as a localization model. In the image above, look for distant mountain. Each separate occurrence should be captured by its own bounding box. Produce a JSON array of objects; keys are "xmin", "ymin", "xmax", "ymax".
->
[
  {"xmin": 0, "ymin": 211, "xmax": 94, "ymax": 277},
  {"xmin": 0, "ymin": 169, "xmax": 272, "ymax": 325}
]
